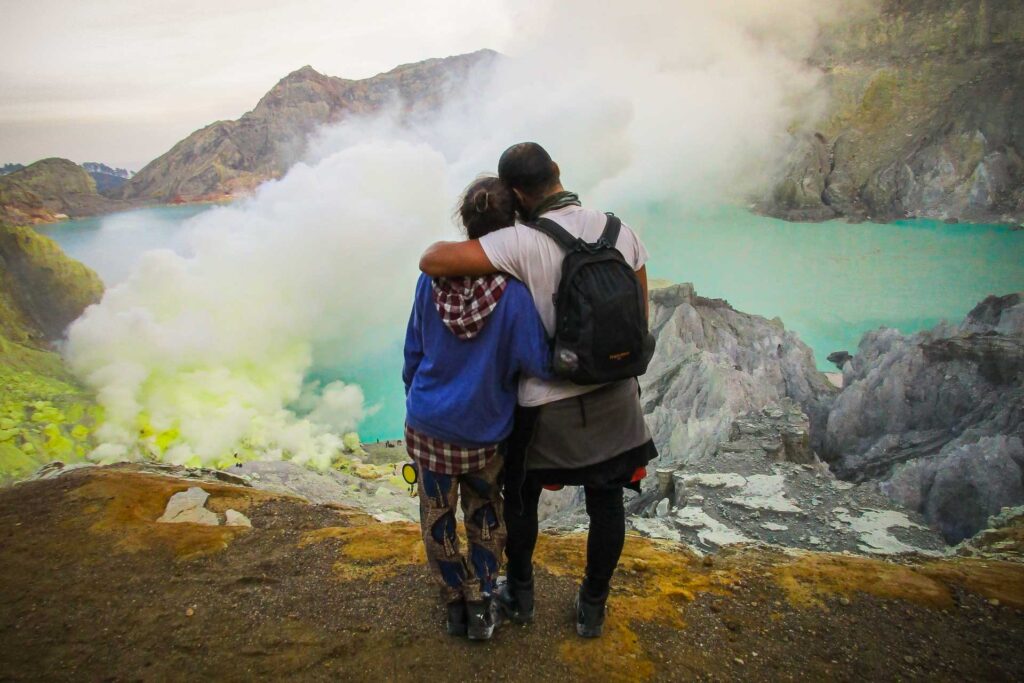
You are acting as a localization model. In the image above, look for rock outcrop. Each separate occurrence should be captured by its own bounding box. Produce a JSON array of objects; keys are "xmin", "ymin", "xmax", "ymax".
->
[
  {"xmin": 0, "ymin": 158, "xmax": 126, "ymax": 225},
  {"xmin": 119, "ymin": 50, "xmax": 499, "ymax": 203},
  {"xmin": 825, "ymin": 293, "xmax": 1024, "ymax": 542},
  {"xmin": 620, "ymin": 401, "xmax": 948, "ymax": 556},
  {"xmin": 761, "ymin": 0, "xmax": 1024, "ymax": 224},
  {"xmin": 640, "ymin": 283, "xmax": 837, "ymax": 467}
]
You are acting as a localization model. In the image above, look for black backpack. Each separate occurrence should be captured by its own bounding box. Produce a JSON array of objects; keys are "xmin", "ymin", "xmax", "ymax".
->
[{"xmin": 526, "ymin": 213, "xmax": 655, "ymax": 385}]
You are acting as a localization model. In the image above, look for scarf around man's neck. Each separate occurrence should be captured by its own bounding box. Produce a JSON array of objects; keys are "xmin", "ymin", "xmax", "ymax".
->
[{"xmin": 523, "ymin": 190, "xmax": 581, "ymax": 222}]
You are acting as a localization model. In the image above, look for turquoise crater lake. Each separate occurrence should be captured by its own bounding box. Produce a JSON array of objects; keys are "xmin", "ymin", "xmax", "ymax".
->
[{"xmin": 38, "ymin": 205, "xmax": 1024, "ymax": 441}]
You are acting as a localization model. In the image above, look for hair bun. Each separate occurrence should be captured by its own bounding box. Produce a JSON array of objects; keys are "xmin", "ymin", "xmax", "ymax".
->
[{"xmin": 474, "ymin": 190, "xmax": 490, "ymax": 213}]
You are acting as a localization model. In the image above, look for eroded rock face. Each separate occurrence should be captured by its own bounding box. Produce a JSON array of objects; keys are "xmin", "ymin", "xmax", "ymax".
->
[
  {"xmin": 760, "ymin": 1, "xmax": 1024, "ymax": 224},
  {"xmin": 825, "ymin": 293, "xmax": 1024, "ymax": 542},
  {"xmin": 640, "ymin": 284, "xmax": 836, "ymax": 467}
]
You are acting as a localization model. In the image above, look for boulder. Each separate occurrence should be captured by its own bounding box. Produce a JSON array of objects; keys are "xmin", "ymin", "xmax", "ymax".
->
[
  {"xmin": 827, "ymin": 351, "xmax": 852, "ymax": 370},
  {"xmin": 640, "ymin": 284, "xmax": 836, "ymax": 468},
  {"xmin": 224, "ymin": 509, "xmax": 252, "ymax": 528},
  {"xmin": 825, "ymin": 293, "xmax": 1024, "ymax": 542},
  {"xmin": 157, "ymin": 487, "xmax": 219, "ymax": 525}
]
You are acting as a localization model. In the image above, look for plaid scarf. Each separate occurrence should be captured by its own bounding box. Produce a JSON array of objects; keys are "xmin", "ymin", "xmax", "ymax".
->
[{"xmin": 431, "ymin": 274, "xmax": 509, "ymax": 340}]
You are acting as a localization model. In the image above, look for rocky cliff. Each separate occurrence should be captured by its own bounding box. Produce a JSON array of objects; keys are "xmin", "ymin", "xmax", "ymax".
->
[
  {"xmin": 825, "ymin": 293, "xmax": 1024, "ymax": 542},
  {"xmin": 761, "ymin": 0, "xmax": 1024, "ymax": 224},
  {"xmin": 640, "ymin": 283, "xmax": 837, "ymax": 466},
  {"xmin": 0, "ymin": 158, "xmax": 125, "ymax": 225},
  {"xmin": 119, "ymin": 50, "xmax": 499, "ymax": 203}
]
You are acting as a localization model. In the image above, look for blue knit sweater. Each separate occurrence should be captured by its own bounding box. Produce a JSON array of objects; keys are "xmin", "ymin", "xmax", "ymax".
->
[{"xmin": 403, "ymin": 273, "xmax": 550, "ymax": 447}]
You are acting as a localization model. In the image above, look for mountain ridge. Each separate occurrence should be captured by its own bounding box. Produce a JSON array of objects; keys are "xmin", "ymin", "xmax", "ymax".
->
[
  {"xmin": 0, "ymin": 158, "xmax": 131, "ymax": 225},
  {"xmin": 118, "ymin": 49, "xmax": 500, "ymax": 203}
]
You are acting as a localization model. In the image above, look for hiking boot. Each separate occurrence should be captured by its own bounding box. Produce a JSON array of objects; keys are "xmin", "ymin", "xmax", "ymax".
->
[
  {"xmin": 466, "ymin": 599, "xmax": 496, "ymax": 641},
  {"xmin": 575, "ymin": 586, "xmax": 607, "ymax": 638},
  {"xmin": 446, "ymin": 600, "xmax": 468, "ymax": 637},
  {"xmin": 494, "ymin": 576, "xmax": 534, "ymax": 624}
]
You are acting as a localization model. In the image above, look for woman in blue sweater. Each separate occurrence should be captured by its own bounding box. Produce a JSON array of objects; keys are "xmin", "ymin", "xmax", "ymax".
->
[{"xmin": 402, "ymin": 177, "xmax": 550, "ymax": 641}]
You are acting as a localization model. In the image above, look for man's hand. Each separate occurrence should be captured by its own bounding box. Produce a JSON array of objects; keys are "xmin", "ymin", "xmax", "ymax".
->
[{"xmin": 419, "ymin": 240, "xmax": 497, "ymax": 277}]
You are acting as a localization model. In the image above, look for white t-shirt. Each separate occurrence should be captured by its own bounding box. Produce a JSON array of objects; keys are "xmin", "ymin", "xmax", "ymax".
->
[{"xmin": 479, "ymin": 204, "xmax": 649, "ymax": 407}]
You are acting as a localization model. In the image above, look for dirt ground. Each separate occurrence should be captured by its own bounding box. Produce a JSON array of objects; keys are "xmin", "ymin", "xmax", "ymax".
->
[{"xmin": 1, "ymin": 465, "xmax": 1023, "ymax": 682}]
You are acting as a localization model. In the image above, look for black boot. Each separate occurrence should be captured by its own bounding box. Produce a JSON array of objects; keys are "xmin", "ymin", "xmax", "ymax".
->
[
  {"xmin": 575, "ymin": 583, "xmax": 607, "ymax": 638},
  {"xmin": 494, "ymin": 575, "xmax": 534, "ymax": 624},
  {"xmin": 466, "ymin": 598, "xmax": 496, "ymax": 641},
  {"xmin": 446, "ymin": 600, "xmax": 467, "ymax": 637}
]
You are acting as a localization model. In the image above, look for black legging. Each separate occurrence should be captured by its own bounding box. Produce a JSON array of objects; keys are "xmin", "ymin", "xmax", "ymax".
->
[{"xmin": 505, "ymin": 474, "xmax": 625, "ymax": 601}]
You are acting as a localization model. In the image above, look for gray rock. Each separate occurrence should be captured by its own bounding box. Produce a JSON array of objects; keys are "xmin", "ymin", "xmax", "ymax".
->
[
  {"xmin": 157, "ymin": 487, "xmax": 220, "ymax": 525},
  {"xmin": 224, "ymin": 509, "xmax": 252, "ymax": 527},
  {"xmin": 614, "ymin": 402, "xmax": 947, "ymax": 556},
  {"xmin": 235, "ymin": 461, "xmax": 418, "ymax": 522},
  {"xmin": 826, "ymin": 293, "xmax": 1024, "ymax": 542},
  {"xmin": 827, "ymin": 351, "xmax": 852, "ymax": 370},
  {"xmin": 641, "ymin": 284, "xmax": 836, "ymax": 468}
]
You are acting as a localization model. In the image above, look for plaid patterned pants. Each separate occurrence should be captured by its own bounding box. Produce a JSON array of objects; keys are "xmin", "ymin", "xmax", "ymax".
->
[{"xmin": 417, "ymin": 454, "xmax": 506, "ymax": 604}]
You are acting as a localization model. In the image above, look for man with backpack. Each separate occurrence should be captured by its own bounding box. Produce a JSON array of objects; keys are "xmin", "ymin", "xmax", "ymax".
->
[{"xmin": 419, "ymin": 142, "xmax": 657, "ymax": 638}]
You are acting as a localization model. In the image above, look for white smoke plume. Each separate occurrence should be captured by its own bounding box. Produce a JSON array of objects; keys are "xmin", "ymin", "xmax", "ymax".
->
[{"xmin": 65, "ymin": 0, "xmax": 852, "ymax": 469}]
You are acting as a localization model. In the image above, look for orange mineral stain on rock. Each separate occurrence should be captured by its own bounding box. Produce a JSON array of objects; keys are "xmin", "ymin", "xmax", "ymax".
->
[
  {"xmin": 300, "ymin": 520, "xmax": 426, "ymax": 581},
  {"xmin": 539, "ymin": 533, "xmax": 740, "ymax": 681},
  {"xmin": 66, "ymin": 466, "xmax": 276, "ymax": 559},
  {"xmin": 920, "ymin": 559, "xmax": 1024, "ymax": 610},
  {"xmin": 773, "ymin": 552, "xmax": 954, "ymax": 609}
]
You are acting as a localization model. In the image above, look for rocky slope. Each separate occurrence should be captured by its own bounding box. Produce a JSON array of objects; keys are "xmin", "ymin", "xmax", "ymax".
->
[
  {"xmin": 761, "ymin": 0, "xmax": 1024, "ymax": 224},
  {"xmin": 620, "ymin": 401, "xmax": 948, "ymax": 557},
  {"xmin": 640, "ymin": 283, "xmax": 837, "ymax": 466},
  {"xmin": 0, "ymin": 158, "xmax": 126, "ymax": 224},
  {"xmin": 0, "ymin": 225, "xmax": 103, "ymax": 481},
  {"xmin": 587, "ymin": 283, "xmax": 941, "ymax": 556},
  {"xmin": 824, "ymin": 293, "xmax": 1024, "ymax": 543},
  {"xmin": 118, "ymin": 50, "xmax": 499, "ymax": 203},
  {"xmin": 2, "ymin": 465, "xmax": 1023, "ymax": 681}
]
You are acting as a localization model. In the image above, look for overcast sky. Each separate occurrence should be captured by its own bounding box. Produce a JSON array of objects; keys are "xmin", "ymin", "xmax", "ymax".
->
[{"xmin": 0, "ymin": 0, "xmax": 515, "ymax": 169}]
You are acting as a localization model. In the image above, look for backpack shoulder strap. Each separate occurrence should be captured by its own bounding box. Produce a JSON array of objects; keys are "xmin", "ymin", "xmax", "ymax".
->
[
  {"xmin": 599, "ymin": 212, "xmax": 622, "ymax": 249},
  {"xmin": 526, "ymin": 217, "xmax": 580, "ymax": 252}
]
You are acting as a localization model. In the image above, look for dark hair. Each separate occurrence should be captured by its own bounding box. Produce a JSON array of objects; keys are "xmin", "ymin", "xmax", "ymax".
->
[
  {"xmin": 458, "ymin": 176, "xmax": 516, "ymax": 239},
  {"xmin": 498, "ymin": 142, "xmax": 559, "ymax": 199}
]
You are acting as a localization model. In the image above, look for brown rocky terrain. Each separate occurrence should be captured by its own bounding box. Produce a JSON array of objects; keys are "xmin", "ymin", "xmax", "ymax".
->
[
  {"xmin": 1, "ymin": 465, "xmax": 1022, "ymax": 681},
  {"xmin": 761, "ymin": 0, "xmax": 1024, "ymax": 224},
  {"xmin": 0, "ymin": 158, "xmax": 128, "ymax": 225},
  {"xmin": 118, "ymin": 50, "xmax": 499, "ymax": 203}
]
